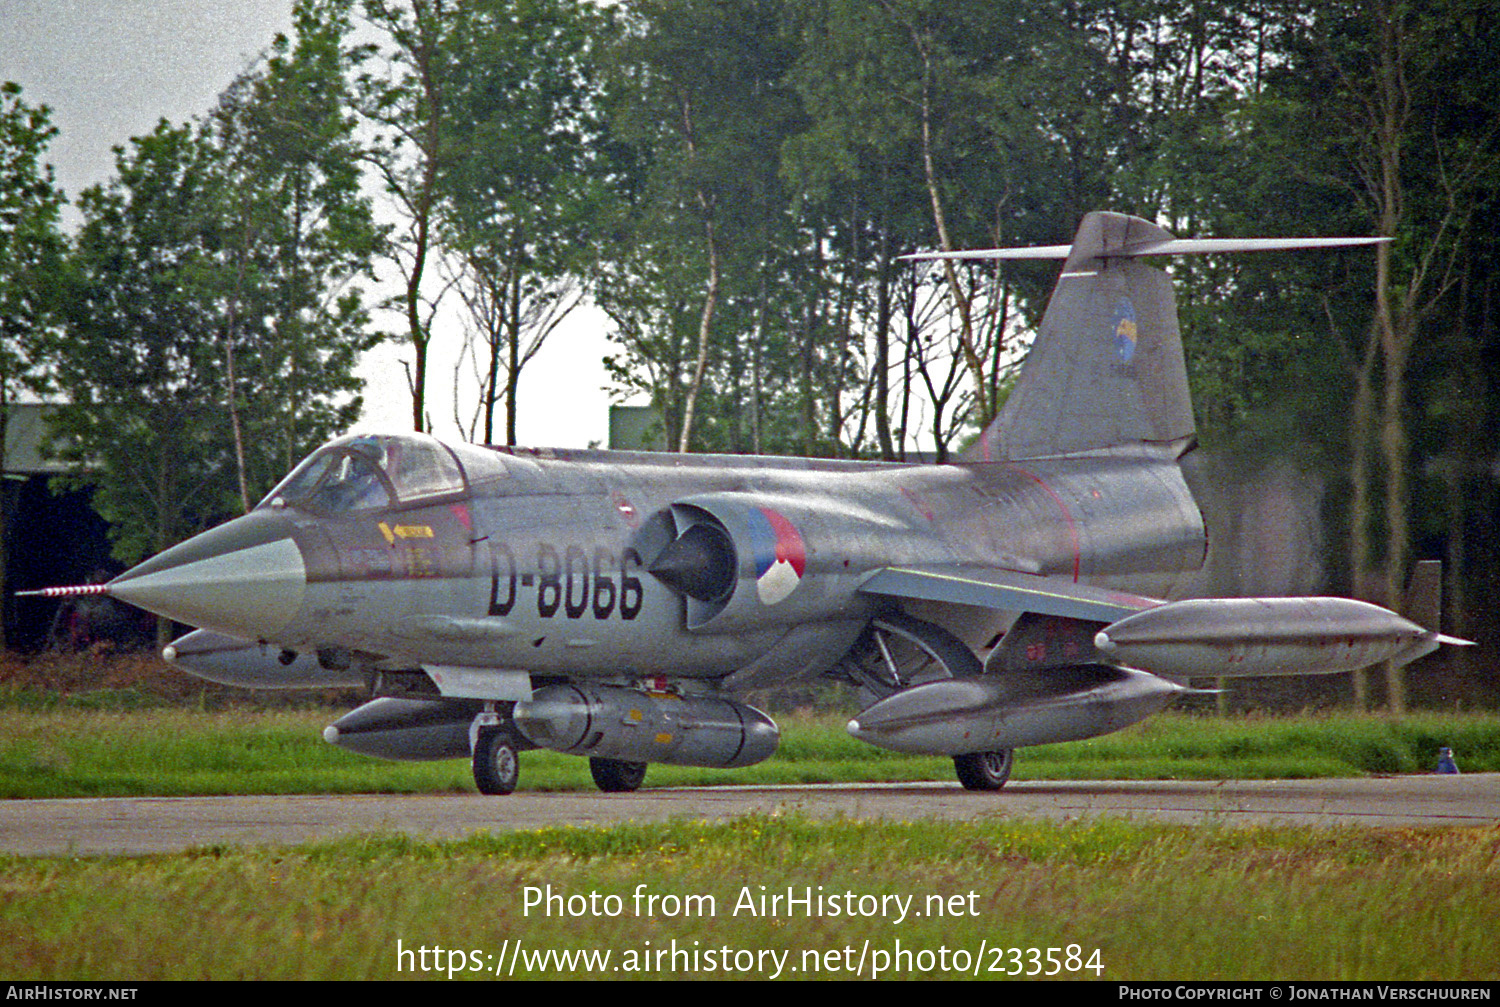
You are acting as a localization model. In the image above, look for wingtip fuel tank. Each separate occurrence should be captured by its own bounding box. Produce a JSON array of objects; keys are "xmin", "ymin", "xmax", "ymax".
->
[{"xmin": 1093, "ymin": 597, "xmax": 1462, "ymax": 679}]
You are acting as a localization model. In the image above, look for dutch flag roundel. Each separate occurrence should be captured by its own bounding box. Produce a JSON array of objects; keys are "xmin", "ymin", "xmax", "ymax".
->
[{"xmin": 747, "ymin": 507, "xmax": 806, "ymax": 605}]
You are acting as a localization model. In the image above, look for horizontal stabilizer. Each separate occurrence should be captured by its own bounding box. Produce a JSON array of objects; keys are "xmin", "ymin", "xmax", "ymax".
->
[
  {"xmin": 906, "ymin": 236, "xmax": 1388, "ymax": 262},
  {"xmin": 953, "ymin": 212, "xmax": 1389, "ymax": 463},
  {"xmin": 859, "ymin": 565, "xmax": 1159, "ymax": 623},
  {"xmin": 905, "ymin": 245, "xmax": 1073, "ymax": 261}
]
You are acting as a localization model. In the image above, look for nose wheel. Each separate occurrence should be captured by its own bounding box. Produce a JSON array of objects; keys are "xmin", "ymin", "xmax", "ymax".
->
[{"xmin": 472, "ymin": 725, "xmax": 521, "ymax": 795}]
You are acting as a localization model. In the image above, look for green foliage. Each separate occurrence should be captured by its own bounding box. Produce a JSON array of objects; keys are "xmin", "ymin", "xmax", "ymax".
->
[
  {"xmin": 595, "ymin": 1, "xmax": 1423, "ymax": 461},
  {"xmin": 0, "ymin": 81, "xmax": 63, "ymax": 411},
  {"xmin": 436, "ymin": 0, "xmax": 620, "ymax": 444},
  {"xmin": 588, "ymin": 0, "xmax": 1500, "ymax": 667},
  {"xmin": 12, "ymin": 2, "xmax": 1500, "ymax": 665},
  {"xmin": 45, "ymin": 1, "xmax": 379, "ymax": 562},
  {"xmin": 52, "ymin": 121, "xmax": 234, "ymax": 562},
  {"xmin": 354, "ymin": 0, "xmax": 625, "ymax": 441},
  {"xmin": 205, "ymin": 0, "xmax": 383, "ymax": 490},
  {"xmin": 353, "ymin": 0, "xmax": 472, "ymax": 431},
  {"xmin": 3, "ymin": 707, "xmax": 1498, "ymax": 799},
  {"xmin": 0, "ymin": 82, "xmax": 65, "ymax": 647},
  {"xmin": 598, "ymin": 0, "xmax": 810, "ymax": 453}
]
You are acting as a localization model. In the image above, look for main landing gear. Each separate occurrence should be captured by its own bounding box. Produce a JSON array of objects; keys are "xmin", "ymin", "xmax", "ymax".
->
[
  {"xmin": 469, "ymin": 704, "xmax": 652, "ymax": 795},
  {"xmin": 471, "ymin": 702, "xmax": 525, "ymax": 795},
  {"xmin": 953, "ymin": 749, "xmax": 1013, "ymax": 791},
  {"xmin": 846, "ymin": 613, "xmax": 982, "ymax": 699},
  {"xmin": 589, "ymin": 757, "xmax": 648, "ymax": 793},
  {"xmin": 846, "ymin": 614, "xmax": 1015, "ymax": 791},
  {"xmin": 471, "ymin": 735, "xmax": 651, "ymax": 795}
]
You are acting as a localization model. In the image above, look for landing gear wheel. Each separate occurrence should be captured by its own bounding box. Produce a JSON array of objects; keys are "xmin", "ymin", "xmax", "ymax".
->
[
  {"xmin": 473, "ymin": 727, "xmax": 520, "ymax": 795},
  {"xmin": 953, "ymin": 750, "xmax": 1013, "ymax": 791},
  {"xmin": 589, "ymin": 757, "xmax": 647, "ymax": 793}
]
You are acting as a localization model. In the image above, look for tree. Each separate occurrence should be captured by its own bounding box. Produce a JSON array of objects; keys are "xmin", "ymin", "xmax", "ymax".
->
[
  {"xmin": 0, "ymin": 82, "xmax": 65, "ymax": 648},
  {"xmin": 782, "ymin": 0, "xmax": 1067, "ymax": 452},
  {"xmin": 206, "ymin": 0, "xmax": 382, "ymax": 506},
  {"xmin": 49, "ymin": 3, "xmax": 381, "ymax": 598},
  {"xmin": 52, "ymin": 123, "xmax": 232, "ymax": 573},
  {"xmin": 356, "ymin": 0, "xmax": 469, "ymax": 432},
  {"xmin": 437, "ymin": 0, "xmax": 617, "ymax": 446},
  {"xmin": 1253, "ymin": 1, "xmax": 1500, "ymax": 710},
  {"xmin": 600, "ymin": 0, "xmax": 805, "ymax": 453}
]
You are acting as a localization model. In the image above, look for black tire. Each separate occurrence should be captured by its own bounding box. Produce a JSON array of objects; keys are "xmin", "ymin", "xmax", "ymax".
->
[
  {"xmin": 473, "ymin": 727, "xmax": 520, "ymax": 795},
  {"xmin": 589, "ymin": 757, "xmax": 647, "ymax": 793},
  {"xmin": 953, "ymin": 750, "xmax": 1013, "ymax": 791}
]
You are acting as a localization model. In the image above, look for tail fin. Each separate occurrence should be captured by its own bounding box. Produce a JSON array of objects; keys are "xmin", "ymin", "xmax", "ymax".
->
[
  {"xmin": 1402, "ymin": 559, "xmax": 1443, "ymax": 632},
  {"xmin": 1393, "ymin": 560, "xmax": 1476, "ymax": 664},
  {"xmin": 915, "ymin": 211, "xmax": 1387, "ymax": 463},
  {"xmin": 971, "ymin": 212, "xmax": 1192, "ymax": 461}
]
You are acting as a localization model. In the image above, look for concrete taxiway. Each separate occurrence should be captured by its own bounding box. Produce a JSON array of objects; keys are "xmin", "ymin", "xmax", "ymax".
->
[{"xmin": 2, "ymin": 775, "xmax": 1497, "ymax": 856}]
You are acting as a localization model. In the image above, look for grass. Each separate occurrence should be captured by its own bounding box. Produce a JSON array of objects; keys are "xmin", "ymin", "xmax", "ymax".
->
[
  {"xmin": 3, "ymin": 658, "xmax": 1496, "ymax": 981},
  {"xmin": 0, "ymin": 705, "xmax": 1496, "ymax": 798},
  {"xmin": 3, "ymin": 648, "xmax": 1495, "ymax": 795},
  {"xmin": 2, "ymin": 817, "xmax": 1496, "ymax": 980}
]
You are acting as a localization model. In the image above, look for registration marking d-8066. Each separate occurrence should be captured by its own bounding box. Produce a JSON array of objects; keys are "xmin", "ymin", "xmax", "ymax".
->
[{"xmin": 489, "ymin": 543, "xmax": 645, "ymax": 621}]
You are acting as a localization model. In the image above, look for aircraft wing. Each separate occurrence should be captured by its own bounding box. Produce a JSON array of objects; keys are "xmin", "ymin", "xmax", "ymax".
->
[
  {"xmin": 858, "ymin": 564, "xmax": 1464, "ymax": 683},
  {"xmin": 858, "ymin": 565, "xmax": 1160, "ymax": 623}
]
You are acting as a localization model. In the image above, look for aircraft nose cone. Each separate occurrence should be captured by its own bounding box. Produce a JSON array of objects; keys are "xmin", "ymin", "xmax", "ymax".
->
[{"xmin": 107, "ymin": 511, "xmax": 306, "ymax": 640}]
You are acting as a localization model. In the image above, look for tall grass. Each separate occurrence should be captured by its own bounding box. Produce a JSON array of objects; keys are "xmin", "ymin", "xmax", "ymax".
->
[{"xmin": 1, "ymin": 706, "xmax": 1496, "ymax": 798}]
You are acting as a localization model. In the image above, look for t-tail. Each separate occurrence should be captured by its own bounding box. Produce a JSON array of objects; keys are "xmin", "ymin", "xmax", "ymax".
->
[{"xmin": 906, "ymin": 211, "xmax": 1387, "ymax": 463}]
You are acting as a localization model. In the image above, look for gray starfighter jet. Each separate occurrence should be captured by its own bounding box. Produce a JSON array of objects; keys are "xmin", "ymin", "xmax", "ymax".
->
[{"xmin": 32, "ymin": 211, "xmax": 1470, "ymax": 794}]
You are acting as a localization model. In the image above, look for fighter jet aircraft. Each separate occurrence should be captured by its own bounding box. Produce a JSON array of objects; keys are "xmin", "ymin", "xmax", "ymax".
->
[{"xmin": 30, "ymin": 211, "xmax": 1469, "ymax": 794}]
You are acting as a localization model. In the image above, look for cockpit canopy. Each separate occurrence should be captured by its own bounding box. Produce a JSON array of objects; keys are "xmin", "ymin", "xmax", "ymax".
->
[{"xmin": 260, "ymin": 433, "xmax": 472, "ymax": 514}]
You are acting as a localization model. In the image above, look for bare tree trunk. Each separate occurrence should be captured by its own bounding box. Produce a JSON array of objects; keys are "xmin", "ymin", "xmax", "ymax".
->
[
  {"xmin": 224, "ymin": 245, "xmax": 250, "ymax": 514},
  {"xmin": 676, "ymin": 95, "xmax": 718, "ymax": 454},
  {"xmin": 678, "ymin": 213, "xmax": 719, "ymax": 453},
  {"xmin": 801, "ymin": 219, "xmax": 821, "ymax": 457},
  {"xmin": 874, "ymin": 222, "xmax": 896, "ymax": 460},
  {"xmin": 0, "ymin": 402, "xmax": 9, "ymax": 650},
  {"xmin": 1370, "ymin": 5, "xmax": 1410, "ymax": 714},
  {"xmin": 1347, "ymin": 325, "xmax": 1379, "ymax": 710},
  {"xmin": 913, "ymin": 46, "xmax": 991, "ymax": 426},
  {"xmin": 505, "ymin": 267, "xmax": 521, "ymax": 446},
  {"xmin": 750, "ymin": 267, "xmax": 767, "ymax": 455},
  {"xmin": 873, "ymin": 0, "xmax": 992, "ymax": 427},
  {"xmin": 365, "ymin": 0, "xmax": 450, "ymax": 433}
]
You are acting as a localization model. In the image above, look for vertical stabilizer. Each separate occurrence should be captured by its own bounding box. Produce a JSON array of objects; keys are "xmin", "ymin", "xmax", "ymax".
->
[
  {"xmin": 1402, "ymin": 559, "xmax": 1442, "ymax": 632},
  {"xmin": 966, "ymin": 212, "xmax": 1195, "ymax": 462}
]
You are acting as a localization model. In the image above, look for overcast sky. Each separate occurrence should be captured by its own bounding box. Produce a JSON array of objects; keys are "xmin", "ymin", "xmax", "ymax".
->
[
  {"xmin": 0, "ymin": 0, "xmax": 292, "ymax": 206},
  {"xmin": 0, "ymin": 0, "xmax": 616, "ymax": 450}
]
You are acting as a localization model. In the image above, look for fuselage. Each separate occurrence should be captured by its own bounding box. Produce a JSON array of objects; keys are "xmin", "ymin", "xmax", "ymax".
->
[{"xmin": 107, "ymin": 432, "xmax": 1206, "ymax": 684}]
